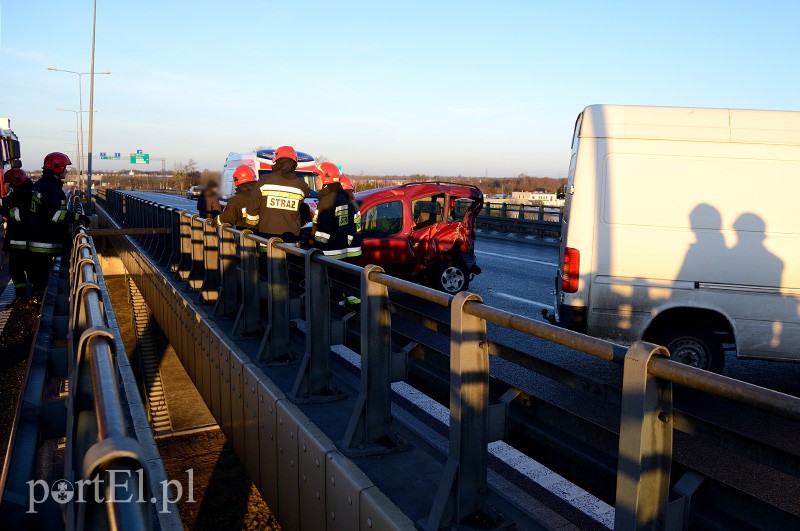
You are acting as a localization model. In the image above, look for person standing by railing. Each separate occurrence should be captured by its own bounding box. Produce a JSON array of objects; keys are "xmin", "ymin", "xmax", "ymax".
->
[
  {"xmin": 312, "ymin": 164, "xmax": 362, "ymax": 305},
  {"xmin": 27, "ymin": 152, "xmax": 88, "ymax": 304},
  {"xmin": 244, "ymin": 146, "xmax": 310, "ymax": 243},
  {"xmin": 0, "ymin": 169, "xmax": 34, "ymax": 307},
  {"xmin": 197, "ymin": 180, "xmax": 221, "ymax": 220},
  {"xmin": 217, "ymin": 165, "xmax": 257, "ymax": 228}
]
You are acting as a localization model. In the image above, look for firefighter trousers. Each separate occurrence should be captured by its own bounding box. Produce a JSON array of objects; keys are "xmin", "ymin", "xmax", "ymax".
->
[{"xmin": 8, "ymin": 247, "xmax": 29, "ymax": 298}]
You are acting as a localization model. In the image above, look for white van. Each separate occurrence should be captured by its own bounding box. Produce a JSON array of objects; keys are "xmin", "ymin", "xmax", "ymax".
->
[
  {"xmin": 221, "ymin": 148, "xmax": 319, "ymax": 206},
  {"xmin": 551, "ymin": 104, "xmax": 800, "ymax": 371}
]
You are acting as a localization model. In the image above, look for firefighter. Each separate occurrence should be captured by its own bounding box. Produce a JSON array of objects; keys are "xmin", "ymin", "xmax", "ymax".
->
[
  {"xmin": 27, "ymin": 152, "xmax": 86, "ymax": 303},
  {"xmin": 245, "ymin": 146, "xmax": 310, "ymax": 243},
  {"xmin": 339, "ymin": 174, "xmax": 362, "ymax": 261},
  {"xmin": 218, "ymin": 165, "xmax": 257, "ymax": 228},
  {"xmin": 197, "ymin": 180, "xmax": 221, "ymax": 220},
  {"xmin": 0, "ymin": 169, "xmax": 34, "ymax": 307},
  {"xmin": 311, "ymin": 162, "xmax": 359, "ymax": 260}
]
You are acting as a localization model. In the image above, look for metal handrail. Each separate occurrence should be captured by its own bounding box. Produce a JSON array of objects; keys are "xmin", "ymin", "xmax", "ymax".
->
[
  {"xmin": 102, "ymin": 190, "xmax": 800, "ymax": 530},
  {"xmin": 66, "ymin": 209, "xmax": 155, "ymax": 531}
]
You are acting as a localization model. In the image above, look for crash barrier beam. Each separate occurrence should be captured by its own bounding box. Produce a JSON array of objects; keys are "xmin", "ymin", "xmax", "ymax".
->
[
  {"xmin": 97, "ymin": 190, "xmax": 800, "ymax": 530},
  {"xmin": 0, "ymin": 195, "xmax": 178, "ymax": 530}
]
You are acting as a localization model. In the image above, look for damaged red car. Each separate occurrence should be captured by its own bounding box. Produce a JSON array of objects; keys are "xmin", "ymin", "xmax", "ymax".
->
[{"xmin": 356, "ymin": 182, "xmax": 483, "ymax": 293}]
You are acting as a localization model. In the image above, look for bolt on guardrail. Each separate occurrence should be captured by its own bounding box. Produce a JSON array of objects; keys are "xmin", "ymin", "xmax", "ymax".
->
[{"xmin": 100, "ymin": 190, "xmax": 800, "ymax": 530}]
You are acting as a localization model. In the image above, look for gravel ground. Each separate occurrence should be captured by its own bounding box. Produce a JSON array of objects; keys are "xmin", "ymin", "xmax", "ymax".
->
[
  {"xmin": 0, "ymin": 303, "xmax": 40, "ymax": 468},
  {"xmin": 157, "ymin": 429, "xmax": 278, "ymax": 530}
]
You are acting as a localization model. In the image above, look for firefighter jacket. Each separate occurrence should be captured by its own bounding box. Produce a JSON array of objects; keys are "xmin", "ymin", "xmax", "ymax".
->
[
  {"xmin": 0, "ymin": 180, "xmax": 34, "ymax": 251},
  {"xmin": 345, "ymin": 189, "xmax": 363, "ymax": 259},
  {"xmin": 217, "ymin": 181, "xmax": 257, "ymax": 228},
  {"xmin": 28, "ymin": 171, "xmax": 81, "ymax": 254},
  {"xmin": 313, "ymin": 183, "xmax": 362, "ymax": 259},
  {"xmin": 245, "ymin": 160, "xmax": 310, "ymax": 237}
]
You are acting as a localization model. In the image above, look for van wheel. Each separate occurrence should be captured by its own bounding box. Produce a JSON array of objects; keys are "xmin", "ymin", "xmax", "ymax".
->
[
  {"xmin": 654, "ymin": 325, "xmax": 725, "ymax": 373},
  {"xmin": 438, "ymin": 261, "xmax": 469, "ymax": 294}
]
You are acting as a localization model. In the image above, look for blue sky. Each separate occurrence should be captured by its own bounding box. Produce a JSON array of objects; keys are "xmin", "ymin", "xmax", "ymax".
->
[{"xmin": 2, "ymin": 1, "xmax": 800, "ymax": 176}]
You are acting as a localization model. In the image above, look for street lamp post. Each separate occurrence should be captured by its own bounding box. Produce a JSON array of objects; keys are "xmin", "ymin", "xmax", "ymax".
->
[
  {"xmin": 56, "ymin": 109, "xmax": 96, "ymax": 185},
  {"xmin": 47, "ymin": 65, "xmax": 110, "ymax": 196}
]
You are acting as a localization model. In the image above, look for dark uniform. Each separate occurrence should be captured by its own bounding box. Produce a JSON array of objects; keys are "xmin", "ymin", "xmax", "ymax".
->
[
  {"xmin": 28, "ymin": 170, "xmax": 82, "ymax": 299},
  {"xmin": 197, "ymin": 187, "xmax": 221, "ymax": 220},
  {"xmin": 218, "ymin": 181, "xmax": 257, "ymax": 228},
  {"xmin": 313, "ymin": 183, "xmax": 362, "ymax": 260},
  {"xmin": 245, "ymin": 159, "xmax": 310, "ymax": 242},
  {"xmin": 0, "ymin": 179, "xmax": 34, "ymax": 301},
  {"xmin": 343, "ymin": 188, "xmax": 363, "ymax": 262}
]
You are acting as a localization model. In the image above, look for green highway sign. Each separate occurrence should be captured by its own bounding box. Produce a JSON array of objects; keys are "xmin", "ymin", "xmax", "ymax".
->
[
  {"xmin": 100, "ymin": 151, "xmax": 121, "ymax": 160},
  {"xmin": 130, "ymin": 153, "xmax": 150, "ymax": 164}
]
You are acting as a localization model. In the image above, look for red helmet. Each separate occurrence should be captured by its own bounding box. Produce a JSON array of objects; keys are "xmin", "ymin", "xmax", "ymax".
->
[
  {"xmin": 43, "ymin": 152, "xmax": 72, "ymax": 174},
  {"xmin": 314, "ymin": 162, "xmax": 341, "ymax": 186},
  {"xmin": 339, "ymin": 174, "xmax": 354, "ymax": 191},
  {"xmin": 5, "ymin": 168, "xmax": 29, "ymax": 188},
  {"xmin": 273, "ymin": 146, "xmax": 297, "ymax": 163},
  {"xmin": 233, "ymin": 164, "xmax": 256, "ymax": 186}
]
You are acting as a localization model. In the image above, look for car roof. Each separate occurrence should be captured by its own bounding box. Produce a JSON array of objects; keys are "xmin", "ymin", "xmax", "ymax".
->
[{"xmin": 355, "ymin": 181, "xmax": 482, "ymax": 204}]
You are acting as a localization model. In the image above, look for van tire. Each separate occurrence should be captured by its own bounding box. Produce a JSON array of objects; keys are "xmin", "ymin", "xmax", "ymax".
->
[
  {"xmin": 654, "ymin": 325, "xmax": 725, "ymax": 373},
  {"xmin": 437, "ymin": 261, "xmax": 470, "ymax": 294}
]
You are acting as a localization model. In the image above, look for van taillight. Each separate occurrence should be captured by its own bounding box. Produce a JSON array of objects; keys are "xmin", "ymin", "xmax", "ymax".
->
[{"xmin": 562, "ymin": 247, "xmax": 580, "ymax": 293}]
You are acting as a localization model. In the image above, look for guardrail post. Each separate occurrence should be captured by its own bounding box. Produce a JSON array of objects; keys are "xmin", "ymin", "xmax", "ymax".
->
[
  {"xmin": 213, "ymin": 225, "xmax": 238, "ymax": 318},
  {"xmin": 291, "ymin": 249, "xmax": 341, "ymax": 402},
  {"xmin": 614, "ymin": 341, "xmax": 673, "ymax": 531},
  {"xmin": 257, "ymin": 238, "xmax": 293, "ymax": 363},
  {"xmin": 233, "ymin": 231, "xmax": 262, "ymax": 337},
  {"xmin": 157, "ymin": 205, "xmax": 170, "ymax": 265},
  {"xmin": 426, "ymin": 292, "xmax": 500, "ymax": 530},
  {"xmin": 185, "ymin": 214, "xmax": 205, "ymax": 291},
  {"xmin": 167, "ymin": 209, "xmax": 181, "ymax": 273},
  {"xmin": 145, "ymin": 202, "xmax": 156, "ymax": 252},
  {"xmin": 343, "ymin": 265, "xmax": 410, "ymax": 455},
  {"xmin": 200, "ymin": 219, "xmax": 220, "ymax": 304},
  {"xmin": 175, "ymin": 211, "xmax": 192, "ymax": 280}
]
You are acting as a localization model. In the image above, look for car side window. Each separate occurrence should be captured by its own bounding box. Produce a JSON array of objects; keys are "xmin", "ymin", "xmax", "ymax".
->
[
  {"xmin": 362, "ymin": 200, "xmax": 404, "ymax": 238},
  {"xmin": 411, "ymin": 194, "xmax": 445, "ymax": 231}
]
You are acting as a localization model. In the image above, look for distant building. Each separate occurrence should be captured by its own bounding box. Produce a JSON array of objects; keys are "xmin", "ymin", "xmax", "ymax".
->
[{"xmin": 512, "ymin": 191, "xmax": 556, "ymax": 203}]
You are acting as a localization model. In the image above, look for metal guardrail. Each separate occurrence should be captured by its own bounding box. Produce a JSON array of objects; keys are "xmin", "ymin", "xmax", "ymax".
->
[
  {"xmin": 100, "ymin": 190, "xmax": 800, "ymax": 530},
  {"xmin": 456, "ymin": 201, "xmax": 562, "ymax": 239},
  {"xmin": 0, "ymin": 196, "xmax": 177, "ymax": 530}
]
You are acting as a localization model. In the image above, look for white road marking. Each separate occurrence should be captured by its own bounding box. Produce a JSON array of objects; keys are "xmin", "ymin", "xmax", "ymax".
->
[
  {"xmin": 495, "ymin": 292, "xmax": 554, "ymax": 310},
  {"xmin": 331, "ymin": 344, "xmax": 614, "ymax": 528},
  {"xmin": 475, "ymin": 250, "xmax": 557, "ymax": 267}
]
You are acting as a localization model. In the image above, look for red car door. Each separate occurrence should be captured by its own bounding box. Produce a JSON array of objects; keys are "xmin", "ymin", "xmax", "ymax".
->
[{"xmin": 359, "ymin": 199, "xmax": 414, "ymax": 273}]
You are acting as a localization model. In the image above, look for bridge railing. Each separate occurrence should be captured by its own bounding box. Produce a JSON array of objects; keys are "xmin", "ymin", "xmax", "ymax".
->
[
  {"xmin": 1, "ymin": 195, "xmax": 175, "ymax": 530},
  {"xmin": 66, "ymin": 224, "xmax": 157, "ymax": 530},
  {"xmin": 103, "ymin": 190, "xmax": 800, "ymax": 530},
  {"xmin": 455, "ymin": 200, "xmax": 562, "ymax": 239}
]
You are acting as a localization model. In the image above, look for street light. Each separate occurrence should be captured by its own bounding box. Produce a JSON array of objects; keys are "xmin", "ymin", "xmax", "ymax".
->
[
  {"xmin": 56, "ymin": 108, "xmax": 97, "ymax": 180},
  {"xmin": 47, "ymin": 67, "xmax": 110, "ymax": 188}
]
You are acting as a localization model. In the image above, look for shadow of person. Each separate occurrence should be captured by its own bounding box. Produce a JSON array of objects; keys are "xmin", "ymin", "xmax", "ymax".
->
[
  {"xmin": 677, "ymin": 204, "xmax": 728, "ymax": 283},
  {"xmin": 728, "ymin": 213, "xmax": 787, "ymax": 349}
]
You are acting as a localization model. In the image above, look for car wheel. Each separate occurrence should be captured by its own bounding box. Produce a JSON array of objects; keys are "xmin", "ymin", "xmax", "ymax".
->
[
  {"xmin": 438, "ymin": 262, "xmax": 469, "ymax": 294},
  {"xmin": 654, "ymin": 325, "xmax": 725, "ymax": 373}
]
